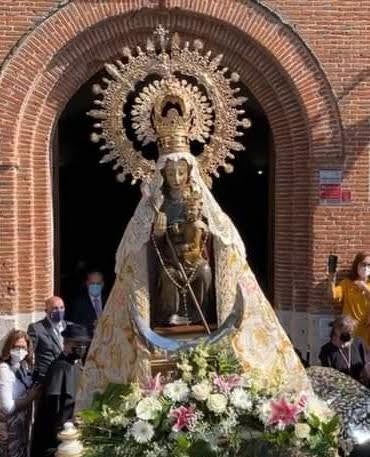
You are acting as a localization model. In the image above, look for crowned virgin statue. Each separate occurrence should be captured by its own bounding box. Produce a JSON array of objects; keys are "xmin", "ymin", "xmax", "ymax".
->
[
  {"xmin": 76, "ymin": 28, "xmax": 370, "ymax": 455},
  {"xmin": 77, "ymin": 28, "xmax": 310, "ymax": 409}
]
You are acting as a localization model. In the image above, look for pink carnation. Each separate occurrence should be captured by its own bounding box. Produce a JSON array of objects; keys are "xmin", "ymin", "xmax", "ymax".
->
[{"xmin": 170, "ymin": 405, "xmax": 197, "ymax": 432}]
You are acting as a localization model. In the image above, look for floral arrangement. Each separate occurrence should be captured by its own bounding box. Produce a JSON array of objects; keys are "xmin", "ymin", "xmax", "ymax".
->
[{"xmin": 79, "ymin": 343, "xmax": 340, "ymax": 457}]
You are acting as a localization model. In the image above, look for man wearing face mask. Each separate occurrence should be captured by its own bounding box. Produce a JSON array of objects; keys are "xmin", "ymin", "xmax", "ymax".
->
[
  {"xmin": 30, "ymin": 323, "xmax": 90, "ymax": 457},
  {"xmin": 319, "ymin": 315, "xmax": 367, "ymax": 383},
  {"xmin": 67, "ymin": 270, "xmax": 106, "ymax": 337},
  {"xmin": 27, "ymin": 296, "xmax": 67, "ymax": 384}
]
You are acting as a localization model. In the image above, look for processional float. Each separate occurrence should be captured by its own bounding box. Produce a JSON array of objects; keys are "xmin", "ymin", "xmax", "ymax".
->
[{"xmin": 69, "ymin": 26, "xmax": 370, "ymax": 457}]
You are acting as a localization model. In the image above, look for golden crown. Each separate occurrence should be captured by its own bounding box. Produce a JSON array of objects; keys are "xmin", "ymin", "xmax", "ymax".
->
[
  {"xmin": 132, "ymin": 77, "xmax": 212, "ymax": 157},
  {"xmin": 183, "ymin": 183, "xmax": 203, "ymax": 206},
  {"xmin": 152, "ymin": 93, "xmax": 192, "ymax": 155},
  {"xmin": 88, "ymin": 25, "xmax": 251, "ymax": 185}
]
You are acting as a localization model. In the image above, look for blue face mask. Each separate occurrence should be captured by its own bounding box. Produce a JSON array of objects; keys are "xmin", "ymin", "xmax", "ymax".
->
[
  {"xmin": 88, "ymin": 283, "xmax": 103, "ymax": 297},
  {"xmin": 49, "ymin": 310, "xmax": 65, "ymax": 323}
]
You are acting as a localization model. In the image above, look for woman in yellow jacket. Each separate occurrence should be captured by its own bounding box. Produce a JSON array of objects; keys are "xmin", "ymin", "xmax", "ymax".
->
[{"xmin": 329, "ymin": 252, "xmax": 370, "ymax": 349}]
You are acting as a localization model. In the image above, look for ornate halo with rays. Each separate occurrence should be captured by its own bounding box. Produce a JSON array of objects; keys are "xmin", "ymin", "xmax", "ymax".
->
[{"xmin": 88, "ymin": 25, "xmax": 251, "ymax": 187}]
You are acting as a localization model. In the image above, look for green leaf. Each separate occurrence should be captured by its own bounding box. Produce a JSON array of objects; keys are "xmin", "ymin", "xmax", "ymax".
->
[
  {"xmin": 175, "ymin": 434, "xmax": 191, "ymax": 450},
  {"xmin": 78, "ymin": 409, "xmax": 101, "ymax": 424},
  {"xmin": 189, "ymin": 440, "xmax": 217, "ymax": 457},
  {"xmin": 91, "ymin": 391, "xmax": 104, "ymax": 411},
  {"xmin": 322, "ymin": 415, "xmax": 340, "ymax": 436},
  {"xmin": 307, "ymin": 413, "xmax": 321, "ymax": 430},
  {"xmin": 87, "ymin": 384, "xmax": 130, "ymax": 412}
]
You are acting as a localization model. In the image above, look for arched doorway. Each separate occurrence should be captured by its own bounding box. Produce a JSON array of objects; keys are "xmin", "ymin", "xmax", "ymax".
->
[
  {"xmin": 55, "ymin": 71, "xmax": 273, "ymax": 304},
  {"xmin": 0, "ymin": 0, "xmax": 343, "ymax": 323}
]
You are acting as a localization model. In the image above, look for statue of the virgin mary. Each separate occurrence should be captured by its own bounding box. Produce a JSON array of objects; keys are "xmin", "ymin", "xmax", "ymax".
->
[
  {"xmin": 76, "ymin": 33, "xmax": 370, "ymax": 457},
  {"xmin": 76, "ymin": 27, "xmax": 311, "ymax": 411}
]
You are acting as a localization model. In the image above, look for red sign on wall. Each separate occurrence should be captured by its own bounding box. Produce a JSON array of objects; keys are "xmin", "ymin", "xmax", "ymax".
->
[
  {"xmin": 319, "ymin": 184, "xmax": 342, "ymax": 201},
  {"xmin": 341, "ymin": 189, "xmax": 352, "ymax": 203},
  {"xmin": 319, "ymin": 170, "xmax": 351, "ymax": 205}
]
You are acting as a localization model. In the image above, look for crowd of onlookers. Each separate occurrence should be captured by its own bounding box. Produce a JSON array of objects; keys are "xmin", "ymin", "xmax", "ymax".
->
[
  {"xmin": 321, "ymin": 252, "xmax": 370, "ymax": 384},
  {"xmin": 0, "ymin": 252, "xmax": 370, "ymax": 456},
  {"xmin": 294, "ymin": 252, "xmax": 370, "ymax": 384},
  {"xmin": 0, "ymin": 269, "xmax": 106, "ymax": 457}
]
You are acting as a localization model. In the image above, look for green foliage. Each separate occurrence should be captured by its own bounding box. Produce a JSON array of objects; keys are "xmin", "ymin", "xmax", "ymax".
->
[
  {"xmin": 79, "ymin": 343, "xmax": 340, "ymax": 457},
  {"xmin": 262, "ymin": 413, "xmax": 340, "ymax": 457},
  {"xmin": 306, "ymin": 413, "xmax": 321, "ymax": 430},
  {"xmin": 94, "ymin": 383, "xmax": 132, "ymax": 410},
  {"xmin": 213, "ymin": 346, "xmax": 242, "ymax": 375},
  {"xmin": 304, "ymin": 414, "xmax": 340, "ymax": 457},
  {"xmin": 189, "ymin": 440, "xmax": 217, "ymax": 457},
  {"xmin": 78, "ymin": 383, "xmax": 135, "ymax": 427},
  {"xmin": 78, "ymin": 408, "xmax": 101, "ymax": 425},
  {"xmin": 173, "ymin": 434, "xmax": 191, "ymax": 457},
  {"xmin": 263, "ymin": 430, "xmax": 292, "ymax": 449},
  {"xmin": 322, "ymin": 415, "xmax": 340, "ymax": 436},
  {"xmin": 177, "ymin": 339, "xmax": 242, "ymax": 381}
]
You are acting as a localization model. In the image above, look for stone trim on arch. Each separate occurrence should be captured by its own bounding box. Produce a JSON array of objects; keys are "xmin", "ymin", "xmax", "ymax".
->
[{"xmin": 0, "ymin": 0, "xmax": 342, "ymax": 317}]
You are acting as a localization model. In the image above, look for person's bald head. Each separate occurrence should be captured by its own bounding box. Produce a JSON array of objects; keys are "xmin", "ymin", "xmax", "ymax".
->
[{"xmin": 45, "ymin": 296, "xmax": 65, "ymax": 314}]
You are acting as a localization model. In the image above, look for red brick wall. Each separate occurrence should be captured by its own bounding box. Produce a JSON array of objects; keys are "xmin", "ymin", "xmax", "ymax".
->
[
  {"xmin": 0, "ymin": 1, "xmax": 60, "ymax": 61},
  {"xmin": 0, "ymin": 0, "xmax": 369, "ymax": 316},
  {"xmin": 263, "ymin": 0, "xmax": 370, "ymax": 310}
]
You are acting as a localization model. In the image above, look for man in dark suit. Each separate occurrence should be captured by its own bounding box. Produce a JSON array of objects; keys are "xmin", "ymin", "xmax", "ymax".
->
[
  {"xmin": 31, "ymin": 323, "xmax": 91, "ymax": 457},
  {"xmin": 27, "ymin": 296, "xmax": 67, "ymax": 384},
  {"xmin": 67, "ymin": 270, "xmax": 107, "ymax": 337}
]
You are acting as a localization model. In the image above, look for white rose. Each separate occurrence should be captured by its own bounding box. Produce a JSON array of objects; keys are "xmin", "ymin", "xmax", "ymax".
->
[
  {"xmin": 258, "ymin": 401, "xmax": 271, "ymax": 424},
  {"xmin": 136, "ymin": 397, "xmax": 162, "ymax": 421},
  {"xmin": 294, "ymin": 423, "xmax": 311, "ymax": 439},
  {"xmin": 163, "ymin": 380, "xmax": 190, "ymax": 402},
  {"xmin": 191, "ymin": 382, "xmax": 211, "ymax": 402},
  {"xmin": 230, "ymin": 388, "xmax": 252, "ymax": 411},
  {"xmin": 305, "ymin": 397, "xmax": 333, "ymax": 421},
  {"xmin": 207, "ymin": 393, "xmax": 228, "ymax": 414}
]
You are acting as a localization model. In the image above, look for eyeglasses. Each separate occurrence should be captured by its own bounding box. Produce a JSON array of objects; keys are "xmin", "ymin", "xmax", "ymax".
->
[{"xmin": 360, "ymin": 263, "xmax": 370, "ymax": 267}]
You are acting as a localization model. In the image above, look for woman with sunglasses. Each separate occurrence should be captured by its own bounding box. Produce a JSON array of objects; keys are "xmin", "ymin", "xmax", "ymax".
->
[{"xmin": 329, "ymin": 252, "xmax": 370, "ymax": 350}]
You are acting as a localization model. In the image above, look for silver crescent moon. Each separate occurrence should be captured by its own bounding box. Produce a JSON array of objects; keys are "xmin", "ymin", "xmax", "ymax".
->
[{"xmin": 129, "ymin": 282, "xmax": 245, "ymax": 353}]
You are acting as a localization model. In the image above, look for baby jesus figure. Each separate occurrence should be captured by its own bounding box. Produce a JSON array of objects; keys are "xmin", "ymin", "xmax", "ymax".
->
[
  {"xmin": 154, "ymin": 182, "xmax": 212, "ymax": 326},
  {"xmin": 177, "ymin": 184, "xmax": 209, "ymax": 268}
]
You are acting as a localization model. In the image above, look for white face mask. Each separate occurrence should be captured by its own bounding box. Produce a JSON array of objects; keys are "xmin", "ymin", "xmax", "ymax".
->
[
  {"xmin": 10, "ymin": 348, "xmax": 28, "ymax": 365},
  {"xmin": 358, "ymin": 265, "xmax": 370, "ymax": 280}
]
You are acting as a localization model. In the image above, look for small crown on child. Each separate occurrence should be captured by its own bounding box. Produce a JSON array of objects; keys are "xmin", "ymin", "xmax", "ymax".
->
[{"xmin": 183, "ymin": 184, "xmax": 203, "ymax": 207}]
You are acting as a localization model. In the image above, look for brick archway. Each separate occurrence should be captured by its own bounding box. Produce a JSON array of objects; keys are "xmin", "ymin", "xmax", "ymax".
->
[{"xmin": 0, "ymin": 0, "xmax": 342, "ymax": 321}]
